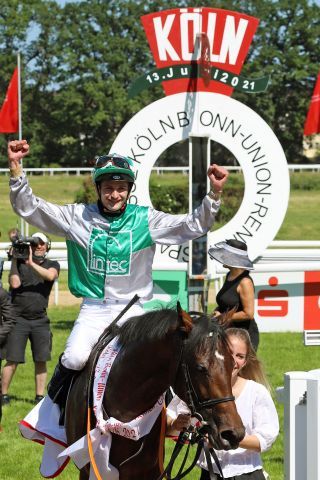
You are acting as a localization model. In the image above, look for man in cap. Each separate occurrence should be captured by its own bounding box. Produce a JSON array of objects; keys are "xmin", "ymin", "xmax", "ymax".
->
[
  {"xmin": 7, "ymin": 139, "xmax": 228, "ymax": 410},
  {"xmin": 1, "ymin": 231, "xmax": 60, "ymax": 404}
]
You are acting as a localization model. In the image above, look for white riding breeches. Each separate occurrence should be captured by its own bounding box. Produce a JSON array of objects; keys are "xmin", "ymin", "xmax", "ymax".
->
[{"xmin": 61, "ymin": 298, "xmax": 144, "ymax": 370}]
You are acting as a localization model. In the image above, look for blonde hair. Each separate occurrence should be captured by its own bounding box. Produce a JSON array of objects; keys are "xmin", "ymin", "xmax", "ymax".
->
[{"xmin": 226, "ymin": 328, "xmax": 271, "ymax": 392}]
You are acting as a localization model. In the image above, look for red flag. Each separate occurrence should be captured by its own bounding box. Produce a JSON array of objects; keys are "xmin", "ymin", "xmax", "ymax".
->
[
  {"xmin": 304, "ymin": 73, "xmax": 320, "ymax": 136},
  {"xmin": 0, "ymin": 67, "xmax": 18, "ymax": 133}
]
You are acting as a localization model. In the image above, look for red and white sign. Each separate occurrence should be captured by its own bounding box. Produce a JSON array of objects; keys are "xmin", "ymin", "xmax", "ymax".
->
[
  {"xmin": 304, "ymin": 271, "xmax": 320, "ymax": 331},
  {"xmin": 253, "ymin": 272, "xmax": 320, "ymax": 332},
  {"xmin": 141, "ymin": 7, "xmax": 259, "ymax": 96}
]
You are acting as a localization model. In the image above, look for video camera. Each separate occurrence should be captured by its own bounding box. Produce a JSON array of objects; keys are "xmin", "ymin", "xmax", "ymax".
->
[{"xmin": 10, "ymin": 235, "xmax": 41, "ymax": 260}]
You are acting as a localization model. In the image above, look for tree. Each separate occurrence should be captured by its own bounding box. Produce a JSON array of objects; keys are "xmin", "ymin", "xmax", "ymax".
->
[
  {"xmin": 233, "ymin": 0, "xmax": 320, "ymax": 163},
  {"xmin": 0, "ymin": 0, "xmax": 318, "ymax": 167}
]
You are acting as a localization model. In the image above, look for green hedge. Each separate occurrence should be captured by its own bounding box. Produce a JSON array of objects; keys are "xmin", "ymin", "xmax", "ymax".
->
[
  {"xmin": 74, "ymin": 171, "xmax": 320, "ymax": 229},
  {"xmin": 75, "ymin": 172, "xmax": 244, "ymax": 224},
  {"xmin": 289, "ymin": 171, "xmax": 320, "ymax": 190}
]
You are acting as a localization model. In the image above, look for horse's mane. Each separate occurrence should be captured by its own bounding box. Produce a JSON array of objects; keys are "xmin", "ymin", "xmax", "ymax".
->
[
  {"xmin": 110, "ymin": 308, "xmax": 228, "ymax": 354},
  {"xmin": 112, "ymin": 308, "xmax": 180, "ymax": 346}
]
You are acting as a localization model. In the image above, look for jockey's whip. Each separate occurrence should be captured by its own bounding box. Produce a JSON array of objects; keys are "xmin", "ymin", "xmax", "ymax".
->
[{"xmin": 96, "ymin": 293, "xmax": 140, "ymax": 346}]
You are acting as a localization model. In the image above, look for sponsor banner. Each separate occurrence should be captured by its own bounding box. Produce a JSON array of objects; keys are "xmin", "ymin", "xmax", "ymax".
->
[
  {"xmin": 253, "ymin": 271, "xmax": 320, "ymax": 333},
  {"xmin": 253, "ymin": 272, "xmax": 304, "ymax": 332}
]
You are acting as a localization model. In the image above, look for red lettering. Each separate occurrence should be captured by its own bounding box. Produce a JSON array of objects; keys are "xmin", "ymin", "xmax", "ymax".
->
[
  {"xmin": 141, "ymin": 8, "xmax": 259, "ymax": 96},
  {"xmin": 257, "ymin": 276, "xmax": 288, "ymax": 317},
  {"xmin": 304, "ymin": 271, "xmax": 320, "ymax": 330}
]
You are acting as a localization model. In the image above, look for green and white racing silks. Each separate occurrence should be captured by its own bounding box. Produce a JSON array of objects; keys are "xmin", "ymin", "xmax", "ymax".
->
[{"xmin": 10, "ymin": 174, "xmax": 220, "ymax": 300}]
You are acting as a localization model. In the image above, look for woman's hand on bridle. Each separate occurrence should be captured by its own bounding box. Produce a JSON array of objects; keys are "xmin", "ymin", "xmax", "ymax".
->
[{"xmin": 168, "ymin": 413, "xmax": 191, "ymax": 433}]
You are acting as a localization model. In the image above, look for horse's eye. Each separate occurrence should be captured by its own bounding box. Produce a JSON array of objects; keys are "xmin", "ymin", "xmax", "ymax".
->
[{"xmin": 196, "ymin": 364, "xmax": 208, "ymax": 374}]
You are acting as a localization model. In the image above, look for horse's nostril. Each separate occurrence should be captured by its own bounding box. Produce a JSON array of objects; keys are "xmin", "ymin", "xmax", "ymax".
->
[{"xmin": 220, "ymin": 428, "xmax": 244, "ymax": 448}]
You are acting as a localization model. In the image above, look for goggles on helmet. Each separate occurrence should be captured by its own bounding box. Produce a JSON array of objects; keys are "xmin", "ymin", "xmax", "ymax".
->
[
  {"xmin": 92, "ymin": 153, "xmax": 135, "ymax": 184},
  {"xmin": 94, "ymin": 154, "xmax": 133, "ymax": 170}
]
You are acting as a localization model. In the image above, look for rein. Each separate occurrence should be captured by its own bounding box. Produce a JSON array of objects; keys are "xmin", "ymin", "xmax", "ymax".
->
[{"xmin": 157, "ymin": 426, "xmax": 225, "ymax": 480}]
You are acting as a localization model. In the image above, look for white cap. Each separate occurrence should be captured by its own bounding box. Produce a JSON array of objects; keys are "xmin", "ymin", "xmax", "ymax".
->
[{"xmin": 32, "ymin": 232, "xmax": 48, "ymax": 243}]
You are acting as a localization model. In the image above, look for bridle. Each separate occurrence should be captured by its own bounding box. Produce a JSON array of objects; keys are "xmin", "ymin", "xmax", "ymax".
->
[
  {"xmin": 158, "ymin": 333, "xmax": 235, "ymax": 480},
  {"xmin": 182, "ymin": 361, "xmax": 235, "ymax": 417},
  {"xmin": 179, "ymin": 332, "xmax": 235, "ymax": 419}
]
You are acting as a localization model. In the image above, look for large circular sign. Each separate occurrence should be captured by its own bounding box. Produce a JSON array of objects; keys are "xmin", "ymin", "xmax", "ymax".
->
[{"xmin": 110, "ymin": 92, "xmax": 289, "ymax": 262}]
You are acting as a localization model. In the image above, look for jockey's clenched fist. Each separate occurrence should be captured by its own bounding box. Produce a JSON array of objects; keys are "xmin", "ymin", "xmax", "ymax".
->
[
  {"xmin": 8, "ymin": 140, "xmax": 29, "ymax": 176},
  {"xmin": 207, "ymin": 163, "xmax": 229, "ymax": 194}
]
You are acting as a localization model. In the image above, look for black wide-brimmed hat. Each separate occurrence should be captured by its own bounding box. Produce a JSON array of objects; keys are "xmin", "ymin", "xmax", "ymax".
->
[{"xmin": 208, "ymin": 239, "xmax": 254, "ymax": 270}]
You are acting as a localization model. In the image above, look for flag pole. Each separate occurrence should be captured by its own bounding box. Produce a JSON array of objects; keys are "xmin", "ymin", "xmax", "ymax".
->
[
  {"xmin": 17, "ymin": 51, "xmax": 22, "ymax": 140},
  {"xmin": 17, "ymin": 51, "xmax": 26, "ymax": 235}
]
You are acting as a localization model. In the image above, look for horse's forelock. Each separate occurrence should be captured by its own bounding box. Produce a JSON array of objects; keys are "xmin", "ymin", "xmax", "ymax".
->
[{"xmin": 184, "ymin": 313, "xmax": 226, "ymax": 358}]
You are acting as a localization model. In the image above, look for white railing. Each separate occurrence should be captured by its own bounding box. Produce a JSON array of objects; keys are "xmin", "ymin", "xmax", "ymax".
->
[
  {"xmin": 2, "ymin": 241, "xmax": 320, "ymax": 268},
  {"xmin": 211, "ymin": 241, "xmax": 320, "ymax": 275},
  {"xmin": 1, "ymin": 241, "xmax": 320, "ymax": 306},
  {"xmin": 0, "ymin": 164, "xmax": 320, "ymax": 176}
]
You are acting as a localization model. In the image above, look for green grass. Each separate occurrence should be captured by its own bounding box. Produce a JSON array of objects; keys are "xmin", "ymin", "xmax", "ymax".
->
[
  {"xmin": 0, "ymin": 175, "xmax": 84, "ymax": 242},
  {"xmin": 276, "ymin": 190, "xmax": 320, "ymax": 239},
  {"xmin": 1, "ymin": 306, "xmax": 320, "ymax": 479}
]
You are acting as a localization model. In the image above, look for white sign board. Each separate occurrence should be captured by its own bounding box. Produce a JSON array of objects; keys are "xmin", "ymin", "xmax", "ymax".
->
[{"xmin": 111, "ymin": 91, "xmax": 289, "ymax": 263}]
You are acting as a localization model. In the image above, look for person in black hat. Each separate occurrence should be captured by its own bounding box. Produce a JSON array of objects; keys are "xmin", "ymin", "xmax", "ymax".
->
[{"xmin": 208, "ymin": 239, "xmax": 259, "ymax": 350}]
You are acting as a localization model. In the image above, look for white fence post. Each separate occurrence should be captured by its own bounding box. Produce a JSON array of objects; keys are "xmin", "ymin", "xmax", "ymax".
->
[
  {"xmin": 307, "ymin": 370, "xmax": 320, "ymax": 480},
  {"xmin": 283, "ymin": 372, "xmax": 308, "ymax": 480},
  {"xmin": 280, "ymin": 370, "xmax": 320, "ymax": 480}
]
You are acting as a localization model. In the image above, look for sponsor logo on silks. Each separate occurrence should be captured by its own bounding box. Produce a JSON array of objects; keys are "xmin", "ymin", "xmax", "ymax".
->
[
  {"xmin": 129, "ymin": 7, "xmax": 269, "ymax": 97},
  {"xmin": 88, "ymin": 229, "xmax": 132, "ymax": 276}
]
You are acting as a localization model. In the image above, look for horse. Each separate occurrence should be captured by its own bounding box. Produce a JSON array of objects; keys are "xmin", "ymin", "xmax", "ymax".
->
[{"xmin": 65, "ymin": 305, "xmax": 245, "ymax": 480}]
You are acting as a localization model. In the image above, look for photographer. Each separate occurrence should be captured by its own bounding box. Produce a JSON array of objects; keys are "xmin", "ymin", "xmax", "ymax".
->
[{"xmin": 1, "ymin": 233, "xmax": 60, "ymax": 405}]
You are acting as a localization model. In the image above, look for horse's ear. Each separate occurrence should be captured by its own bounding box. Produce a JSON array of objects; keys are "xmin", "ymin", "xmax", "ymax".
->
[
  {"xmin": 177, "ymin": 302, "xmax": 193, "ymax": 334},
  {"xmin": 211, "ymin": 308, "xmax": 235, "ymax": 328}
]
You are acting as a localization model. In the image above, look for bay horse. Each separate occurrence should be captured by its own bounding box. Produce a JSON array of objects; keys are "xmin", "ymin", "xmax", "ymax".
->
[{"xmin": 65, "ymin": 306, "xmax": 245, "ymax": 480}]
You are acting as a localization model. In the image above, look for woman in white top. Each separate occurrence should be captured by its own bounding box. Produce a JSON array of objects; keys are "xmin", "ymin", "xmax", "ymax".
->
[{"xmin": 167, "ymin": 328, "xmax": 279, "ymax": 480}]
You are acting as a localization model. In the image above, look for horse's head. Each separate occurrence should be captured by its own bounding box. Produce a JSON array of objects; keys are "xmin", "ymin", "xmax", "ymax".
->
[{"xmin": 174, "ymin": 308, "xmax": 245, "ymax": 450}]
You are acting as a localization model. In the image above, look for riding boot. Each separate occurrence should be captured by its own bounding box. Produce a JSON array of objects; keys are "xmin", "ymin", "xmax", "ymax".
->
[{"xmin": 47, "ymin": 355, "xmax": 78, "ymax": 424}]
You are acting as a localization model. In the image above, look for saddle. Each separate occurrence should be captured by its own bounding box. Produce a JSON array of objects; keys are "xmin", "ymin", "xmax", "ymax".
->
[{"xmin": 60, "ymin": 295, "xmax": 141, "ymax": 425}]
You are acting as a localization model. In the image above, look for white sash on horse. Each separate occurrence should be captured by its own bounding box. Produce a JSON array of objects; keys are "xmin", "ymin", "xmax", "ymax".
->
[{"xmin": 19, "ymin": 336, "xmax": 165, "ymax": 479}]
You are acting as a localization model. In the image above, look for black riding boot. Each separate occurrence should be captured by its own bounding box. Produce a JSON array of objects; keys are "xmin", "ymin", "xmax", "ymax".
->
[{"xmin": 47, "ymin": 356, "xmax": 77, "ymax": 424}]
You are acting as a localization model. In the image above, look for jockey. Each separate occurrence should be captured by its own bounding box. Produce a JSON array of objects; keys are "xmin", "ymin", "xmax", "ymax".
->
[{"xmin": 7, "ymin": 139, "xmax": 229, "ymax": 409}]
